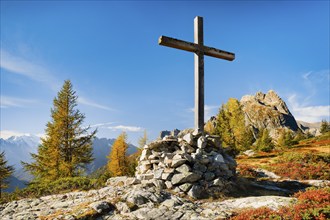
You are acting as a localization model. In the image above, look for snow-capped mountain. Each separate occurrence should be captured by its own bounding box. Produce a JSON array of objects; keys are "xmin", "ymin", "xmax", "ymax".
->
[
  {"xmin": 0, "ymin": 134, "xmax": 40, "ymax": 170},
  {"xmin": 0, "ymin": 134, "xmax": 138, "ymax": 192}
]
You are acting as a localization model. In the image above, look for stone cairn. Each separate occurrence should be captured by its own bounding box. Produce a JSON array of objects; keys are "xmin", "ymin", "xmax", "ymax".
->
[{"xmin": 135, "ymin": 130, "xmax": 237, "ymax": 199}]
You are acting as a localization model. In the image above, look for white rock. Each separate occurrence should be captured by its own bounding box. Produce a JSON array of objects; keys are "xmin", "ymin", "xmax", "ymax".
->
[
  {"xmin": 197, "ymin": 136, "xmax": 207, "ymax": 149},
  {"xmin": 214, "ymin": 154, "xmax": 225, "ymax": 163},
  {"xmin": 154, "ymin": 169, "xmax": 164, "ymax": 179},
  {"xmin": 89, "ymin": 201, "xmax": 110, "ymax": 213},
  {"xmin": 171, "ymin": 159, "xmax": 187, "ymax": 168},
  {"xmin": 176, "ymin": 164, "xmax": 191, "ymax": 173},
  {"xmin": 140, "ymin": 149, "xmax": 149, "ymax": 161},
  {"xmin": 183, "ymin": 133, "xmax": 194, "ymax": 145}
]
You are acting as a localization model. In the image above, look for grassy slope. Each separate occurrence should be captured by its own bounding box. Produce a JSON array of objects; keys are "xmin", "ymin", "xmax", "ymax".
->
[{"xmin": 236, "ymin": 132, "xmax": 330, "ymax": 179}]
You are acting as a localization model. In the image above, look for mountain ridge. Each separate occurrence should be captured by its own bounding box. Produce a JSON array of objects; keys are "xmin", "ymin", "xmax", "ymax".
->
[
  {"xmin": 206, "ymin": 90, "xmax": 322, "ymax": 139},
  {"xmin": 0, "ymin": 135, "xmax": 138, "ymax": 192}
]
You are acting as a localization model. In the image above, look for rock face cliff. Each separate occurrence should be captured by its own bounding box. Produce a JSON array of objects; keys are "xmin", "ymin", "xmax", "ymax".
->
[{"xmin": 240, "ymin": 90, "xmax": 300, "ymax": 139}]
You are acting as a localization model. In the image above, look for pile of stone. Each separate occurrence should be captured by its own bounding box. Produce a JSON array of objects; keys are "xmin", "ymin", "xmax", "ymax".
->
[{"xmin": 135, "ymin": 130, "xmax": 237, "ymax": 199}]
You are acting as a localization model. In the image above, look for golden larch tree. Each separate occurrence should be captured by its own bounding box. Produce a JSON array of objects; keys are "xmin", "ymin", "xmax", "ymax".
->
[{"xmin": 107, "ymin": 132, "xmax": 128, "ymax": 176}]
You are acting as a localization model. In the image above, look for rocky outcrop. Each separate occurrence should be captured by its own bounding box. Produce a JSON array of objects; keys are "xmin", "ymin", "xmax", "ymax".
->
[
  {"xmin": 240, "ymin": 90, "xmax": 300, "ymax": 139},
  {"xmin": 135, "ymin": 130, "xmax": 237, "ymax": 199},
  {"xmin": 297, "ymin": 120, "xmax": 321, "ymax": 136},
  {"xmin": 0, "ymin": 176, "xmax": 297, "ymax": 220}
]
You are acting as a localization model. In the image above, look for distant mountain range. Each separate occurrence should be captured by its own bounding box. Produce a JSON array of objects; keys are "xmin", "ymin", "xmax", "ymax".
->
[{"xmin": 0, "ymin": 135, "xmax": 138, "ymax": 192}]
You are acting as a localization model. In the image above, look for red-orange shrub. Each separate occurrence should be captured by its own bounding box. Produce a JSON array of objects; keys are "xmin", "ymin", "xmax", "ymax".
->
[{"xmin": 231, "ymin": 187, "xmax": 330, "ymax": 220}]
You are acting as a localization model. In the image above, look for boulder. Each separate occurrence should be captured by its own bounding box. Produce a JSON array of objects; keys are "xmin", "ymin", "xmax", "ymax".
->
[
  {"xmin": 176, "ymin": 164, "xmax": 191, "ymax": 173},
  {"xmin": 188, "ymin": 185, "xmax": 206, "ymax": 199}
]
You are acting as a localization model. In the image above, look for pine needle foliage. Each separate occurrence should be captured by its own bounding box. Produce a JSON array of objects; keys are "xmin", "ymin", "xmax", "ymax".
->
[
  {"xmin": 320, "ymin": 120, "xmax": 330, "ymax": 134},
  {"xmin": 22, "ymin": 80, "xmax": 96, "ymax": 182},
  {"xmin": 255, "ymin": 128, "xmax": 274, "ymax": 152},
  {"xmin": 138, "ymin": 130, "xmax": 148, "ymax": 148},
  {"xmin": 107, "ymin": 132, "xmax": 129, "ymax": 176},
  {"xmin": 215, "ymin": 98, "xmax": 255, "ymax": 155},
  {"xmin": 0, "ymin": 151, "xmax": 14, "ymax": 198}
]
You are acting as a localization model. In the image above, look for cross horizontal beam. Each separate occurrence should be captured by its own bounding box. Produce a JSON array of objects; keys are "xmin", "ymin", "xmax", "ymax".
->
[{"xmin": 159, "ymin": 35, "xmax": 235, "ymax": 61}]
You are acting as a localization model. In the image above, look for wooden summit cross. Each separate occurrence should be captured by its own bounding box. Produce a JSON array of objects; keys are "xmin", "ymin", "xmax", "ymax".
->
[{"xmin": 159, "ymin": 16, "xmax": 235, "ymax": 132}]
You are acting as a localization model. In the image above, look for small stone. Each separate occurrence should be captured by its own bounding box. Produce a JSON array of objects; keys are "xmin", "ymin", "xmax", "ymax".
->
[
  {"xmin": 171, "ymin": 173, "xmax": 187, "ymax": 185},
  {"xmin": 175, "ymin": 164, "xmax": 191, "ymax": 173},
  {"xmin": 183, "ymin": 133, "xmax": 194, "ymax": 145},
  {"xmin": 130, "ymin": 178, "xmax": 141, "ymax": 185},
  {"xmin": 188, "ymin": 185, "xmax": 206, "ymax": 199},
  {"xmin": 172, "ymin": 172, "xmax": 202, "ymax": 185},
  {"xmin": 193, "ymin": 162, "xmax": 207, "ymax": 173},
  {"xmin": 181, "ymin": 144, "xmax": 196, "ymax": 154},
  {"xmin": 140, "ymin": 165, "xmax": 151, "ymax": 174},
  {"xmin": 150, "ymin": 159, "xmax": 160, "ymax": 164},
  {"xmin": 182, "ymin": 153, "xmax": 193, "ymax": 162},
  {"xmin": 178, "ymin": 183, "xmax": 193, "ymax": 192},
  {"xmin": 192, "ymin": 129, "xmax": 200, "ymax": 136},
  {"xmin": 208, "ymin": 136, "xmax": 221, "ymax": 148},
  {"xmin": 212, "ymin": 178, "xmax": 224, "ymax": 187},
  {"xmin": 196, "ymin": 148, "xmax": 203, "ymax": 154},
  {"xmin": 197, "ymin": 136, "xmax": 207, "ymax": 149},
  {"xmin": 214, "ymin": 154, "xmax": 225, "ymax": 163},
  {"xmin": 200, "ymin": 156, "xmax": 210, "ymax": 164},
  {"xmin": 164, "ymin": 158, "xmax": 173, "ymax": 165},
  {"xmin": 204, "ymin": 172, "xmax": 215, "ymax": 181},
  {"xmin": 140, "ymin": 149, "xmax": 150, "ymax": 161},
  {"xmin": 173, "ymin": 154, "xmax": 182, "ymax": 160},
  {"xmin": 174, "ymin": 187, "xmax": 181, "ymax": 193},
  {"xmin": 165, "ymin": 181, "xmax": 173, "ymax": 189},
  {"xmin": 202, "ymin": 209, "xmax": 214, "ymax": 217},
  {"xmin": 148, "ymin": 154, "xmax": 158, "ymax": 160},
  {"xmin": 154, "ymin": 169, "xmax": 164, "ymax": 179},
  {"xmin": 171, "ymin": 159, "xmax": 187, "ymax": 168},
  {"xmin": 89, "ymin": 201, "xmax": 110, "ymax": 213},
  {"xmin": 161, "ymin": 173, "xmax": 173, "ymax": 181},
  {"xmin": 136, "ymin": 173, "xmax": 154, "ymax": 180},
  {"xmin": 172, "ymin": 211, "xmax": 184, "ymax": 220},
  {"xmin": 153, "ymin": 179, "xmax": 165, "ymax": 190},
  {"xmin": 116, "ymin": 202, "xmax": 131, "ymax": 213},
  {"xmin": 161, "ymin": 199, "xmax": 176, "ymax": 208}
]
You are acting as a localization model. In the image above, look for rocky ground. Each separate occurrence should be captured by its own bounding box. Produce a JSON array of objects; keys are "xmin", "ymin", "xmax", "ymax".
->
[
  {"xmin": 2, "ymin": 131, "xmax": 328, "ymax": 219},
  {"xmin": 1, "ymin": 175, "xmax": 328, "ymax": 220},
  {"xmin": 0, "ymin": 176, "xmax": 296, "ymax": 220}
]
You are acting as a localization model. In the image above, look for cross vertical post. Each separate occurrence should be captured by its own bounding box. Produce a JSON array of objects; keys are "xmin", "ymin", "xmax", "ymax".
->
[
  {"xmin": 158, "ymin": 16, "xmax": 235, "ymax": 133},
  {"xmin": 194, "ymin": 16, "xmax": 204, "ymax": 133}
]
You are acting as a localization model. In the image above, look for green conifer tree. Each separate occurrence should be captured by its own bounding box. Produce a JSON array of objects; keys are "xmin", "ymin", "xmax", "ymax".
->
[
  {"xmin": 255, "ymin": 128, "xmax": 274, "ymax": 152},
  {"xmin": 138, "ymin": 130, "xmax": 148, "ymax": 148},
  {"xmin": 320, "ymin": 120, "xmax": 330, "ymax": 134},
  {"xmin": 23, "ymin": 80, "xmax": 96, "ymax": 182},
  {"xmin": 0, "ymin": 151, "xmax": 14, "ymax": 198}
]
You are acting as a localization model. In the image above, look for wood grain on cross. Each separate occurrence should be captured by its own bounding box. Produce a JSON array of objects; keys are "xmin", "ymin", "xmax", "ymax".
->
[{"xmin": 159, "ymin": 16, "xmax": 235, "ymax": 132}]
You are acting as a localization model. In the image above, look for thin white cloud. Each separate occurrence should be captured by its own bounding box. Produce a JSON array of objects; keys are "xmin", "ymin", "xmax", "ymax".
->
[
  {"xmin": 188, "ymin": 105, "xmax": 219, "ymax": 120},
  {"xmin": 287, "ymin": 94, "xmax": 329, "ymax": 123},
  {"xmin": 302, "ymin": 69, "xmax": 329, "ymax": 82},
  {"xmin": 90, "ymin": 122, "xmax": 115, "ymax": 128},
  {"xmin": 302, "ymin": 71, "xmax": 311, "ymax": 80},
  {"xmin": 107, "ymin": 125, "xmax": 143, "ymax": 132},
  {"xmin": 77, "ymin": 97, "xmax": 114, "ymax": 111},
  {"xmin": 0, "ymin": 49, "xmax": 60, "ymax": 90},
  {"xmin": 0, "ymin": 95, "xmax": 37, "ymax": 108},
  {"xmin": 204, "ymin": 105, "xmax": 219, "ymax": 120}
]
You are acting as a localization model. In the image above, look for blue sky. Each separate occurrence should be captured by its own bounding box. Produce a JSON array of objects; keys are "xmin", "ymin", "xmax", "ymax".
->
[{"xmin": 1, "ymin": 1, "xmax": 329, "ymax": 145}]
